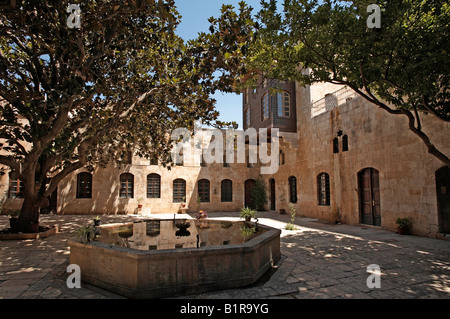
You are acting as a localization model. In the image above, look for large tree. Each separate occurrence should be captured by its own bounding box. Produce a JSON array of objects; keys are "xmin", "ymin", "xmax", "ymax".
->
[
  {"xmin": 243, "ymin": 0, "xmax": 449, "ymax": 166},
  {"xmin": 0, "ymin": 0, "xmax": 254, "ymax": 232}
]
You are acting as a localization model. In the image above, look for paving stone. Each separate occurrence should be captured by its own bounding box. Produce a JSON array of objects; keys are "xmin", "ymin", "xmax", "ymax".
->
[{"xmin": 1, "ymin": 214, "xmax": 449, "ymax": 300}]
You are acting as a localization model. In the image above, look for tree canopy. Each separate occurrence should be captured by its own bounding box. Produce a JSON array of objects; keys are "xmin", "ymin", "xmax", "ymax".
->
[
  {"xmin": 243, "ymin": 0, "xmax": 450, "ymax": 166},
  {"xmin": 0, "ymin": 0, "xmax": 255, "ymax": 231}
]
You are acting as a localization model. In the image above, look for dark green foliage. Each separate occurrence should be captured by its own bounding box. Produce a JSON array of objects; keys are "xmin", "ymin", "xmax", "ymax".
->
[{"xmin": 251, "ymin": 177, "xmax": 268, "ymax": 211}]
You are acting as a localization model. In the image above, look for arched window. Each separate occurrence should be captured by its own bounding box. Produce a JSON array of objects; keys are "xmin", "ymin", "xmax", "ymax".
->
[
  {"xmin": 342, "ymin": 135, "xmax": 349, "ymax": 152},
  {"xmin": 173, "ymin": 179, "xmax": 186, "ymax": 203},
  {"xmin": 120, "ymin": 173, "xmax": 134, "ymax": 198},
  {"xmin": 279, "ymin": 151, "xmax": 285, "ymax": 165},
  {"xmin": 333, "ymin": 137, "xmax": 339, "ymax": 154},
  {"xmin": 288, "ymin": 176, "xmax": 297, "ymax": 203},
  {"xmin": 277, "ymin": 91, "xmax": 290, "ymax": 117},
  {"xmin": 244, "ymin": 107, "xmax": 251, "ymax": 129},
  {"xmin": 147, "ymin": 174, "xmax": 161, "ymax": 198},
  {"xmin": 221, "ymin": 179, "xmax": 233, "ymax": 202},
  {"xmin": 262, "ymin": 93, "xmax": 269, "ymax": 120},
  {"xmin": 8, "ymin": 171, "xmax": 24, "ymax": 198},
  {"xmin": 317, "ymin": 173, "xmax": 330, "ymax": 206},
  {"xmin": 198, "ymin": 179, "xmax": 210, "ymax": 202},
  {"xmin": 77, "ymin": 172, "xmax": 92, "ymax": 199}
]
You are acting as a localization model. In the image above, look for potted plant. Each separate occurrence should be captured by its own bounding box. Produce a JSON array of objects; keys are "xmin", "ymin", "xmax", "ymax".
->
[
  {"xmin": 396, "ymin": 218, "xmax": 411, "ymax": 235},
  {"xmin": 240, "ymin": 206, "xmax": 257, "ymax": 222},
  {"xmin": 137, "ymin": 198, "xmax": 143, "ymax": 209},
  {"xmin": 8, "ymin": 210, "xmax": 20, "ymax": 229},
  {"xmin": 181, "ymin": 196, "xmax": 187, "ymax": 208},
  {"xmin": 196, "ymin": 210, "xmax": 208, "ymax": 219},
  {"xmin": 75, "ymin": 225, "xmax": 97, "ymax": 244},
  {"xmin": 196, "ymin": 210, "xmax": 209, "ymax": 228}
]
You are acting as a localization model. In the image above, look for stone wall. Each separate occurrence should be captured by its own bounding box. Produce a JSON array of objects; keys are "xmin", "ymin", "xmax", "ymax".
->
[
  {"xmin": 1, "ymin": 80, "xmax": 448, "ymax": 239},
  {"xmin": 279, "ymin": 82, "xmax": 450, "ymax": 238}
]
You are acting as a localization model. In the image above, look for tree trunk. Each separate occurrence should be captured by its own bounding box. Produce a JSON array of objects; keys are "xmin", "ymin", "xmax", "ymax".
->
[{"xmin": 14, "ymin": 192, "xmax": 40, "ymax": 233}]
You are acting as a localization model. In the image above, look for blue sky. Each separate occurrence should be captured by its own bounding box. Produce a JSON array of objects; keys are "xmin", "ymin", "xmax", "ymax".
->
[{"xmin": 174, "ymin": 0, "xmax": 263, "ymax": 129}]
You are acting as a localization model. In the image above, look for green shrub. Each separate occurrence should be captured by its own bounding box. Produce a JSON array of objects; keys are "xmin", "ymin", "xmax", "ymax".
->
[{"xmin": 251, "ymin": 178, "xmax": 268, "ymax": 211}]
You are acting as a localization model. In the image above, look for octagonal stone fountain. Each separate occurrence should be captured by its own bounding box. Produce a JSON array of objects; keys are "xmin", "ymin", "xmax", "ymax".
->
[{"xmin": 69, "ymin": 218, "xmax": 281, "ymax": 298}]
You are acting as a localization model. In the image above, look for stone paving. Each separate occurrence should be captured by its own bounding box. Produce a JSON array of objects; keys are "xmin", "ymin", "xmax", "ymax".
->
[{"xmin": 0, "ymin": 212, "xmax": 449, "ymax": 299}]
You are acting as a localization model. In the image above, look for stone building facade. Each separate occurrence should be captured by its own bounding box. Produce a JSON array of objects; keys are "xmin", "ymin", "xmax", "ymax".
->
[{"xmin": 1, "ymin": 80, "xmax": 449, "ymax": 239}]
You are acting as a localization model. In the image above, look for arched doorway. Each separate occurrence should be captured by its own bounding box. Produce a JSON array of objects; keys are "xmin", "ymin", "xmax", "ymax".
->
[
  {"xmin": 244, "ymin": 179, "xmax": 256, "ymax": 209},
  {"xmin": 358, "ymin": 168, "xmax": 381, "ymax": 226},
  {"xmin": 269, "ymin": 178, "xmax": 276, "ymax": 210},
  {"xmin": 436, "ymin": 166, "xmax": 450, "ymax": 234}
]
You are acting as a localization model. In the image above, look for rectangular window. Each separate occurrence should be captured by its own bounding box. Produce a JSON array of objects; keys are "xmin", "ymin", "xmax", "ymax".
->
[
  {"xmin": 277, "ymin": 92, "xmax": 290, "ymax": 117},
  {"xmin": 173, "ymin": 179, "xmax": 186, "ymax": 203},
  {"xmin": 289, "ymin": 176, "xmax": 297, "ymax": 203},
  {"xmin": 77, "ymin": 172, "xmax": 92, "ymax": 199},
  {"xmin": 147, "ymin": 174, "xmax": 161, "ymax": 198},
  {"xmin": 120, "ymin": 173, "xmax": 134, "ymax": 198},
  {"xmin": 317, "ymin": 173, "xmax": 330, "ymax": 206},
  {"xmin": 198, "ymin": 179, "xmax": 210, "ymax": 202},
  {"xmin": 8, "ymin": 172, "xmax": 24, "ymax": 198}
]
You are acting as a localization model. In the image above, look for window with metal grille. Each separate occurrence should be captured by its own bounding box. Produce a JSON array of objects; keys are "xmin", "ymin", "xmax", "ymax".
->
[
  {"xmin": 221, "ymin": 179, "xmax": 233, "ymax": 202},
  {"xmin": 317, "ymin": 173, "xmax": 330, "ymax": 206},
  {"xmin": 147, "ymin": 174, "xmax": 161, "ymax": 198},
  {"xmin": 76, "ymin": 172, "xmax": 92, "ymax": 198},
  {"xmin": 120, "ymin": 173, "xmax": 134, "ymax": 198},
  {"xmin": 8, "ymin": 171, "xmax": 24, "ymax": 198},
  {"xmin": 173, "ymin": 179, "xmax": 186, "ymax": 203},
  {"xmin": 277, "ymin": 91, "xmax": 290, "ymax": 117},
  {"xmin": 198, "ymin": 179, "xmax": 210, "ymax": 202},
  {"xmin": 262, "ymin": 93, "xmax": 269, "ymax": 120},
  {"xmin": 288, "ymin": 176, "xmax": 297, "ymax": 203}
]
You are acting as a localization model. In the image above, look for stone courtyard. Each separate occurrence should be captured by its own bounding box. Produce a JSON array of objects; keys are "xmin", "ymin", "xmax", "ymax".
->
[{"xmin": 0, "ymin": 212, "xmax": 449, "ymax": 299}]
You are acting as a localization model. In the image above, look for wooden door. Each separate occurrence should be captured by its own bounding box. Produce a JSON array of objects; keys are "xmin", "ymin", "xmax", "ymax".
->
[
  {"xmin": 358, "ymin": 168, "xmax": 381, "ymax": 226},
  {"xmin": 270, "ymin": 178, "xmax": 276, "ymax": 210},
  {"xmin": 436, "ymin": 166, "xmax": 450, "ymax": 234},
  {"xmin": 244, "ymin": 179, "xmax": 256, "ymax": 209}
]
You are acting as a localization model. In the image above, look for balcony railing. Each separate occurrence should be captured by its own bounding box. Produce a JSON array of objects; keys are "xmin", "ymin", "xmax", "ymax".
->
[{"xmin": 311, "ymin": 86, "xmax": 358, "ymax": 117}]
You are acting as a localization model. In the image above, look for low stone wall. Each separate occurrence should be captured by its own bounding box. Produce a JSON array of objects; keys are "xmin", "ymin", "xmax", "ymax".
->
[{"xmin": 69, "ymin": 222, "xmax": 281, "ymax": 298}]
